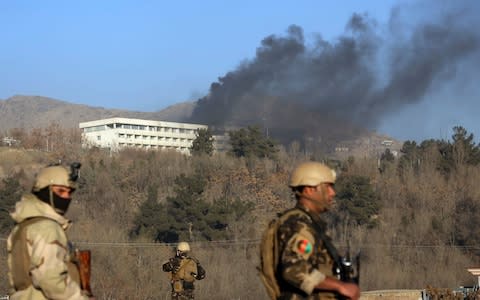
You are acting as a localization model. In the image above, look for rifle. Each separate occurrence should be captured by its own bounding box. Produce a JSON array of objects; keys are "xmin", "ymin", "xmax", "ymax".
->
[
  {"xmin": 75, "ymin": 249, "xmax": 93, "ymax": 297},
  {"xmin": 299, "ymin": 208, "xmax": 360, "ymax": 299},
  {"xmin": 329, "ymin": 240, "xmax": 360, "ymax": 300},
  {"xmin": 169, "ymin": 257, "xmax": 182, "ymax": 273},
  {"xmin": 334, "ymin": 240, "xmax": 360, "ymax": 284}
]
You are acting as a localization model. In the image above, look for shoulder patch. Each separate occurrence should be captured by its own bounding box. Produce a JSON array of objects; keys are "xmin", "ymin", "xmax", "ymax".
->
[
  {"xmin": 287, "ymin": 224, "xmax": 315, "ymax": 259},
  {"xmin": 297, "ymin": 239, "xmax": 312, "ymax": 254}
]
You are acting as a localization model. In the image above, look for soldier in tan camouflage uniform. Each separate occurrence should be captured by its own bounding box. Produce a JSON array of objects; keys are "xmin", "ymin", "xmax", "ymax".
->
[
  {"xmin": 276, "ymin": 162, "xmax": 360, "ymax": 300},
  {"xmin": 162, "ymin": 242, "xmax": 205, "ymax": 300},
  {"xmin": 7, "ymin": 163, "xmax": 93, "ymax": 300}
]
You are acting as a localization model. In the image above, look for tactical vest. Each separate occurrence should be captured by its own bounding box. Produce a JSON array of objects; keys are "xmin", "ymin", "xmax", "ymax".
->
[
  {"xmin": 9, "ymin": 217, "xmax": 80, "ymax": 291},
  {"xmin": 171, "ymin": 257, "xmax": 197, "ymax": 293},
  {"xmin": 171, "ymin": 257, "xmax": 197, "ymax": 281}
]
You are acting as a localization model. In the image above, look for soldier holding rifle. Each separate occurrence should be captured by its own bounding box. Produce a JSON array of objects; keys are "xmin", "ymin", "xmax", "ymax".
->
[
  {"xmin": 163, "ymin": 242, "xmax": 205, "ymax": 300},
  {"xmin": 6, "ymin": 163, "xmax": 94, "ymax": 299},
  {"xmin": 262, "ymin": 162, "xmax": 360, "ymax": 300}
]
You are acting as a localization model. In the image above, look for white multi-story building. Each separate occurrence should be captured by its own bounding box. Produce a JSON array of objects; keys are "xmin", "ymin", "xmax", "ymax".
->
[{"xmin": 79, "ymin": 117, "xmax": 208, "ymax": 155}]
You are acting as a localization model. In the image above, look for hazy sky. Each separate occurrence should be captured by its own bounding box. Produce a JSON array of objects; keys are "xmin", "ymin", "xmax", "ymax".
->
[{"xmin": 1, "ymin": 0, "xmax": 479, "ymax": 142}]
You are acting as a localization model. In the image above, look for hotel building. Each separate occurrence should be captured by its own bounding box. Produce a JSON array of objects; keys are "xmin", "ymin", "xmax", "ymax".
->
[{"xmin": 79, "ymin": 117, "xmax": 209, "ymax": 155}]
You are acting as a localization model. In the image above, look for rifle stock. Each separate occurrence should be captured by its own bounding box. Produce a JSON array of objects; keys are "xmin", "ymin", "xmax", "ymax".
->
[{"xmin": 75, "ymin": 249, "xmax": 93, "ymax": 297}]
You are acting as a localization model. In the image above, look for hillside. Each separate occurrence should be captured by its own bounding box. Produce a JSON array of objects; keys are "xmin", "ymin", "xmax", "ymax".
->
[
  {"xmin": 1, "ymin": 141, "xmax": 479, "ymax": 298},
  {"xmin": 0, "ymin": 94, "xmax": 402, "ymax": 156},
  {"xmin": 0, "ymin": 95, "xmax": 195, "ymax": 131}
]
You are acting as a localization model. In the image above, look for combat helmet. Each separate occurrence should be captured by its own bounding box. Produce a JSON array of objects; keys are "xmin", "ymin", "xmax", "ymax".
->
[
  {"xmin": 177, "ymin": 242, "xmax": 190, "ymax": 252},
  {"xmin": 33, "ymin": 165, "xmax": 75, "ymax": 191},
  {"xmin": 31, "ymin": 163, "xmax": 81, "ymax": 215},
  {"xmin": 289, "ymin": 162, "xmax": 336, "ymax": 187}
]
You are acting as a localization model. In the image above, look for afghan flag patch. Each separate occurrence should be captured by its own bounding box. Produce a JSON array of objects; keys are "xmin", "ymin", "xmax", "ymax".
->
[{"xmin": 297, "ymin": 239, "xmax": 312, "ymax": 254}]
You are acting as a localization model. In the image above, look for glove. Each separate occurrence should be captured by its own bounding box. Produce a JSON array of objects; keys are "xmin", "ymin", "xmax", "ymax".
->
[{"xmin": 195, "ymin": 264, "xmax": 206, "ymax": 280}]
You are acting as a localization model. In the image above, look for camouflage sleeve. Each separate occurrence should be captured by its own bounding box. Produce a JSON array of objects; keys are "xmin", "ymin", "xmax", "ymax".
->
[
  {"xmin": 278, "ymin": 220, "xmax": 326, "ymax": 295},
  {"xmin": 163, "ymin": 259, "xmax": 174, "ymax": 272},
  {"xmin": 27, "ymin": 220, "xmax": 89, "ymax": 300}
]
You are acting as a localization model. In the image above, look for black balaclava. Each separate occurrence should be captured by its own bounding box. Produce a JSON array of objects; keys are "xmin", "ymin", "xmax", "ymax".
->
[{"xmin": 34, "ymin": 186, "xmax": 71, "ymax": 215}]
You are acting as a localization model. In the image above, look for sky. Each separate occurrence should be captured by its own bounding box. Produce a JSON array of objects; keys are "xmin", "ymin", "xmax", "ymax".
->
[{"xmin": 1, "ymin": 0, "xmax": 479, "ymax": 143}]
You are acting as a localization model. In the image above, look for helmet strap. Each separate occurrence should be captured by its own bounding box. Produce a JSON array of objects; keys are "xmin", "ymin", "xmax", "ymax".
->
[{"xmin": 49, "ymin": 187, "xmax": 55, "ymax": 209}]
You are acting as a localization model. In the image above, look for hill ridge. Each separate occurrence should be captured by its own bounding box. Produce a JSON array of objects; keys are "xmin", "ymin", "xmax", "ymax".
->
[{"xmin": 0, "ymin": 95, "xmax": 195, "ymax": 131}]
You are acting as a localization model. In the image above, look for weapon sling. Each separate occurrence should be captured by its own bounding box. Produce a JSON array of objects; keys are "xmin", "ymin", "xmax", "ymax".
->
[
  {"xmin": 171, "ymin": 258, "xmax": 193, "ymax": 292},
  {"xmin": 298, "ymin": 208, "xmax": 358, "ymax": 300}
]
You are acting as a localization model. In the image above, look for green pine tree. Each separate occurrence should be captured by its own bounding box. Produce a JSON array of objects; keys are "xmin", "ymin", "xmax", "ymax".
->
[
  {"xmin": 190, "ymin": 128, "xmax": 215, "ymax": 156},
  {"xmin": 335, "ymin": 174, "xmax": 380, "ymax": 228},
  {"xmin": 228, "ymin": 125, "xmax": 278, "ymax": 159}
]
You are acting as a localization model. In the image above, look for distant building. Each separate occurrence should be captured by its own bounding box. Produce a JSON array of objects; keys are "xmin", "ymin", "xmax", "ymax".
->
[
  {"xmin": 381, "ymin": 140, "xmax": 394, "ymax": 147},
  {"xmin": 335, "ymin": 146, "xmax": 349, "ymax": 152},
  {"xmin": 2, "ymin": 137, "xmax": 20, "ymax": 147},
  {"xmin": 79, "ymin": 117, "xmax": 208, "ymax": 155}
]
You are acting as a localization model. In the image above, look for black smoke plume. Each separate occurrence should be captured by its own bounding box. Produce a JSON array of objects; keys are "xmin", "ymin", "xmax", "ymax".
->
[{"xmin": 188, "ymin": 1, "xmax": 480, "ymax": 146}]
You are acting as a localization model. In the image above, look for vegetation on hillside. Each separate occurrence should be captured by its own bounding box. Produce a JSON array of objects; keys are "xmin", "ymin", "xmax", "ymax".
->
[
  {"xmin": 1, "ymin": 125, "xmax": 480, "ymax": 299},
  {"xmin": 190, "ymin": 128, "xmax": 215, "ymax": 156},
  {"xmin": 228, "ymin": 125, "xmax": 278, "ymax": 159}
]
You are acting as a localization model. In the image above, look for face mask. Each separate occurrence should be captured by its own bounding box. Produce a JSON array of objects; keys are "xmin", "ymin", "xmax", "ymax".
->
[
  {"xmin": 34, "ymin": 186, "xmax": 71, "ymax": 215},
  {"xmin": 176, "ymin": 250, "xmax": 187, "ymax": 258},
  {"xmin": 51, "ymin": 192, "xmax": 71, "ymax": 215}
]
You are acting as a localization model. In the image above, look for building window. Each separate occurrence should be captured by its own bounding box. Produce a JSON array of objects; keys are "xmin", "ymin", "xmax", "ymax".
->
[
  {"xmin": 84, "ymin": 125, "xmax": 105, "ymax": 133},
  {"xmin": 97, "ymin": 136, "xmax": 101, "ymax": 141}
]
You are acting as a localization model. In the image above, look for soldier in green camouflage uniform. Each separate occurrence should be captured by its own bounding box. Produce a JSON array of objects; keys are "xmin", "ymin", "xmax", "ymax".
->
[
  {"xmin": 162, "ymin": 242, "xmax": 205, "ymax": 300},
  {"xmin": 7, "ymin": 163, "xmax": 92, "ymax": 300},
  {"xmin": 276, "ymin": 162, "xmax": 360, "ymax": 300}
]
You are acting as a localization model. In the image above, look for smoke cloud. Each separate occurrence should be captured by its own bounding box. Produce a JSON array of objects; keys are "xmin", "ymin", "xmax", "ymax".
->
[{"xmin": 189, "ymin": 0, "xmax": 480, "ymax": 145}]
